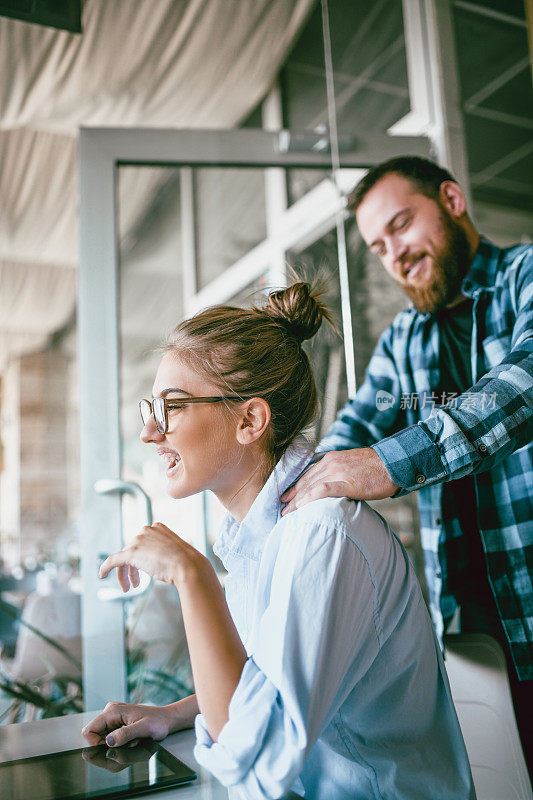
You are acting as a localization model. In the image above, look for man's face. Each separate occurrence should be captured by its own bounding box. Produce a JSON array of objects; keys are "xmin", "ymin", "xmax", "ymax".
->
[{"xmin": 355, "ymin": 173, "xmax": 471, "ymax": 314}]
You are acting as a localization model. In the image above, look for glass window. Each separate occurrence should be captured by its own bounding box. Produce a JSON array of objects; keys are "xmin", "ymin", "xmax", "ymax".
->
[
  {"xmin": 453, "ymin": 1, "xmax": 533, "ymax": 211},
  {"xmin": 281, "ymin": 0, "xmax": 409, "ymax": 205},
  {"xmin": 195, "ymin": 168, "xmax": 267, "ymax": 290}
]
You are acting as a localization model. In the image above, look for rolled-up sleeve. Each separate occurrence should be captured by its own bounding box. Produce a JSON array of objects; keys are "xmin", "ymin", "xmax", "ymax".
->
[
  {"xmin": 194, "ymin": 658, "xmax": 304, "ymax": 797},
  {"xmin": 193, "ymin": 504, "xmax": 382, "ymax": 799}
]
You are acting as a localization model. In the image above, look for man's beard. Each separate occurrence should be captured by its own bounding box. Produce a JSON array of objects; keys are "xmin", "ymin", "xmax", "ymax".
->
[{"xmin": 402, "ymin": 210, "xmax": 472, "ymax": 314}]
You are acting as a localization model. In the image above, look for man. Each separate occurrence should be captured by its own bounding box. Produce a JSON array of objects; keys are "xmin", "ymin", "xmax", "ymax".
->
[{"xmin": 281, "ymin": 156, "xmax": 533, "ymax": 769}]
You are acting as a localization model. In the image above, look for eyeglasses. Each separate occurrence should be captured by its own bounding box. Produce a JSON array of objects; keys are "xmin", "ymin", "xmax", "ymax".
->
[{"xmin": 139, "ymin": 396, "xmax": 244, "ymax": 434}]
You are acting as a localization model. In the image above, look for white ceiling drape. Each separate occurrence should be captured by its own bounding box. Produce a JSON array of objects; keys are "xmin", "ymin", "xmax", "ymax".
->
[{"xmin": 0, "ymin": 0, "xmax": 315, "ymax": 368}]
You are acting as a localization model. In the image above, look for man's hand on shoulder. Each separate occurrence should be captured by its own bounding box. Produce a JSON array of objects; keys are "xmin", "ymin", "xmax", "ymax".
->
[{"xmin": 280, "ymin": 448, "xmax": 399, "ymax": 515}]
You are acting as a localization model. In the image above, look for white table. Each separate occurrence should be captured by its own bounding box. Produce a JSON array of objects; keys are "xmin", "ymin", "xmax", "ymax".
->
[{"xmin": 0, "ymin": 711, "xmax": 229, "ymax": 800}]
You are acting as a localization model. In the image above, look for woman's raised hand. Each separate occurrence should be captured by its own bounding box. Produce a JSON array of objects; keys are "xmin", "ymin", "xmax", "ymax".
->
[{"xmin": 98, "ymin": 522, "xmax": 210, "ymax": 591}]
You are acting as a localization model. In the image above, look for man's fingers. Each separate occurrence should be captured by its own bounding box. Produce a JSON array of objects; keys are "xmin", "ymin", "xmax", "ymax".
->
[
  {"xmin": 281, "ymin": 480, "xmax": 346, "ymax": 515},
  {"xmin": 281, "ymin": 462, "xmax": 325, "ymax": 502},
  {"xmin": 283, "ymin": 448, "xmax": 397, "ymax": 509}
]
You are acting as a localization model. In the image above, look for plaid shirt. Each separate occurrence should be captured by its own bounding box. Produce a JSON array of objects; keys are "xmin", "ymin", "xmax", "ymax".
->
[{"xmin": 320, "ymin": 238, "xmax": 533, "ymax": 680}]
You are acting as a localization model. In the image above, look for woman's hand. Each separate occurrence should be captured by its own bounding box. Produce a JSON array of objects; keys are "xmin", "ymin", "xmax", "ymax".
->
[
  {"xmin": 98, "ymin": 522, "xmax": 210, "ymax": 592},
  {"xmin": 82, "ymin": 701, "xmax": 176, "ymax": 747},
  {"xmin": 82, "ymin": 695, "xmax": 199, "ymax": 748}
]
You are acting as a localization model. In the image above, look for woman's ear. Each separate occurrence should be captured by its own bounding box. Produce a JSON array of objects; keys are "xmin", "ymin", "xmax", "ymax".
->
[
  {"xmin": 236, "ymin": 398, "xmax": 271, "ymax": 445},
  {"xmin": 439, "ymin": 180, "xmax": 467, "ymax": 219}
]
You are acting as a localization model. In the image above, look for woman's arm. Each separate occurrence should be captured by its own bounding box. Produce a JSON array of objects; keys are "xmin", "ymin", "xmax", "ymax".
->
[
  {"xmin": 98, "ymin": 522, "xmax": 248, "ymax": 742},
  {"xmin": 177, "ymin": 564, "xmax": 247, "ymax": 740}
]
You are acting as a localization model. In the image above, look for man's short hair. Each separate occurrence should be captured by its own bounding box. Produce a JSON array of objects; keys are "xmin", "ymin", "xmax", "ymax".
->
[{"xmin": 347, "ymin": 156, "xmax": 457, "ymax": 213}]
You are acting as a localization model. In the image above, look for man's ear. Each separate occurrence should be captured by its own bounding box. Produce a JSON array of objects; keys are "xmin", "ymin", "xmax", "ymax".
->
[
  {"xmin": 439, "ymin": 180, "xmax": 467, "ymax": 219},
  {"xmin": 236, "ymin": 398, "xmax": 271, "ymax": 445}
]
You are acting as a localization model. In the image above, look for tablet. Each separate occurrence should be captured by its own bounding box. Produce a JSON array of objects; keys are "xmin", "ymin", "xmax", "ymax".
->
[{"xmin": 0, "ymin": 739, "xmax": 197, "ymax": 800}]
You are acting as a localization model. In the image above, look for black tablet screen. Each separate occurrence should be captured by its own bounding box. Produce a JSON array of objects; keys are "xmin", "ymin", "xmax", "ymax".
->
[{"xmin": 0, "ymin": 739, "xmax": 197, "ymax": 800}]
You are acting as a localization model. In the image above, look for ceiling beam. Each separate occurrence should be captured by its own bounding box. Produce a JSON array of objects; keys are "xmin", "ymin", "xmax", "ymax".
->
[
  {"xmin": 464, "ymin": 104, "xmax": 533, "ymax": 132},
  {"xmin": 454, "ymin": 1, "xmax": 526, "ymax": 28},
  {"xmin": 308, "ymin": 36, "xmax": 405, "ymax": 130},
  {"xmin": 288, "ymin": 61, "xmax": 409, "ymax": 100},
  {"xmin": 473, "ymin": 175, "xmax": 533, "ymax": 196},
  {"xmin": 471, "ymin": 139, "xmax": 533, "ymax": 185},
  {"xmin": 464, "ymin": 56, "xmax": 530, "ymax": 108}
]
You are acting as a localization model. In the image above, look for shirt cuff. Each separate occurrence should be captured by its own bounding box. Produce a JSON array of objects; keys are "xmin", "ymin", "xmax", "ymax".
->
[{"xmin": 372, "ymin": 423, "xmax": 447, "ymax": 494}]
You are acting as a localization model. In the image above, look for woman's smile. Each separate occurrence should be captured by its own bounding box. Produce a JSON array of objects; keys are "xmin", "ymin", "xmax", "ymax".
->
[{"xmin": 157, "ymin": 446, "xmax": 182, "ymax": 475}]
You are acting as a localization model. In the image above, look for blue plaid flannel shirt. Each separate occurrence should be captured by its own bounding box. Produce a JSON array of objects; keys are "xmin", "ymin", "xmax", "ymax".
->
[{"xmin": 320, "ymin": 238, "xmax": 533, "ymax": 680}]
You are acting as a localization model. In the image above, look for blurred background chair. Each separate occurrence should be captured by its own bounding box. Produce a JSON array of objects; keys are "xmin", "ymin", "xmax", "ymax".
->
[
  {"xmin": 1, "ymin": 586, "xmax": 81, "ymax": 685},
  {"xmin": 444, "ymin": 633, "xmax": 532, "ymax": 800},
  {"xmin": 0, "ymin": 570, "xmax": 82, "ymax": 722}
]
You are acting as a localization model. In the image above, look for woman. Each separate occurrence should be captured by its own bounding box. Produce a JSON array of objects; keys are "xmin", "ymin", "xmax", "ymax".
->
[{"xmin": 83, "ymin": 283, "xmax": 474, "ymax": 800}]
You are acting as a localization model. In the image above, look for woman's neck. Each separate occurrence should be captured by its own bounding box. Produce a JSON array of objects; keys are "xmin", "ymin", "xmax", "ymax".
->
[{"xmin": 216, "ymin": 452, "xmax": 272, "ymax": 522}]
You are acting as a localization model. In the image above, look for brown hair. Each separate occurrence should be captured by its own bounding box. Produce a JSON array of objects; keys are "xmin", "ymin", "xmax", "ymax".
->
[
  {"xmin": 348, "ymin": 155, "xmax": 456, "ymax": 213},
  {"xmin": 166, "ymin": 282, "xmax": 333, "ymax": 464}
]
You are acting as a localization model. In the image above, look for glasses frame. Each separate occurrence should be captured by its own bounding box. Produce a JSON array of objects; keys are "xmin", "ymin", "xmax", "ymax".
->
[{"xmin": 139, "ymin": 395, "xmax": 244, "ymax": 434}]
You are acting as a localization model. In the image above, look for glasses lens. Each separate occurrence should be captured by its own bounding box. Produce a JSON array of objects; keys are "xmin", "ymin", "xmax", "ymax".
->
[
  {"xmin": 139, "ymin": 399, "xmax": 166, "ymax": 433},
  {"xmin": 152, "ymin": 397, "xmax": 166, "ymax": 434},
  {"xmin": 139, "ymin": 399, "xmax": 152, "ymax": 426}
]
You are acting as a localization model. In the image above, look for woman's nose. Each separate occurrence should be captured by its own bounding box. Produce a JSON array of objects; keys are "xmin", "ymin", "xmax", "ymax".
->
[{"xmin": 140, "ymin": 415, "xmax": 163, "ymax": 443}]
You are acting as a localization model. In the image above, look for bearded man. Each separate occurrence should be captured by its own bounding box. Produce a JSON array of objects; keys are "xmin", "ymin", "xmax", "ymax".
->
[{"xmin": 281, "ymin": 156, "xmax": 533, "ymax": 770}]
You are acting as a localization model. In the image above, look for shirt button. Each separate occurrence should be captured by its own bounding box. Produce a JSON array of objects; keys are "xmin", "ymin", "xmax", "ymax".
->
[
  {"xmin": 479, "ymin": 443, "xmax": 488, "ymax": 453},
  {"xmin": 435, "ymin": 518, "xmax": 441, "ymax": 526},
  {"xmin": 416, "ymin": 474, "xmax": 426, "ymax": 484}
]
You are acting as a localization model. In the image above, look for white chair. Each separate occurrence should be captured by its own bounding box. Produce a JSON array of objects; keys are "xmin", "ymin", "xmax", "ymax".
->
[
  {"xmin": 444, "ymin": 633, "xmax": 532, "ymax": 800},
  {"xmin": 1, "ymin": 587, "xmax": 81, "ymax": 684}
]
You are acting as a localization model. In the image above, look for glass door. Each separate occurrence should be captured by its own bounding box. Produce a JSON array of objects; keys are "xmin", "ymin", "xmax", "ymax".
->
[{"xmin": 78, "ymin": 126, "xmax": 428, "ymax": 710}]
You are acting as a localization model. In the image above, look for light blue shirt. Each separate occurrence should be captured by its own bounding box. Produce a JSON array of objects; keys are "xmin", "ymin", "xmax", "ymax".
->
[{"xmin": 194, "ymin": 442, "xmax": 475, "ymax": 800}]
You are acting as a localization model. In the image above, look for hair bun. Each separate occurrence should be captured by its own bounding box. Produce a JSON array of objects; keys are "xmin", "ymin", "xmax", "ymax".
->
[{"xmin": 262, "ymin": 282, "xmax": 331, "ymax": 344}]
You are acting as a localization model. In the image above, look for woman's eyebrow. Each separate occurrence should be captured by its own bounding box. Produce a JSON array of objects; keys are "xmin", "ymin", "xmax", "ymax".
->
[{"xmin": 153, "ymin": 388, "xmax": 192, "ymax": 398}]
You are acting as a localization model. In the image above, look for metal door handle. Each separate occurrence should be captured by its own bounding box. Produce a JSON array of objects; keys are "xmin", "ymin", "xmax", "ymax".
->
[{"xmin": 94, "ymin": 479, "xmax": 153, "ymax": 601}]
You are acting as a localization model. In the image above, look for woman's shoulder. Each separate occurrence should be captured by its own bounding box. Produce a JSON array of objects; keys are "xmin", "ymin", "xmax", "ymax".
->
[
  {"xmin": 273, "ymin": 497, "xmax": 420, "ymax": 641},
  {"xmin": 276, "ymin": 496, "xmax": 394, "ymax": 560}
]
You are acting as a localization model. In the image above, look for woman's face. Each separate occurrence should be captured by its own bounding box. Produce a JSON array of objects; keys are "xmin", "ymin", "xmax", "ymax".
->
[{"xmin": 140, "ymin": 352, "xmax": 245, "ymax": 503}]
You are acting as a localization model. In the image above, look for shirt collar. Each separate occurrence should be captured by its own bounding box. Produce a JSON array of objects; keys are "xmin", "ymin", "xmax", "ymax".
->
[
  {"xmin": 461, "ymin": 236, "xmax": 501, "ymax": 296},
  {"xmin": 213, "ymin": 438, "xmax": 315, "ymax": 565}
]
